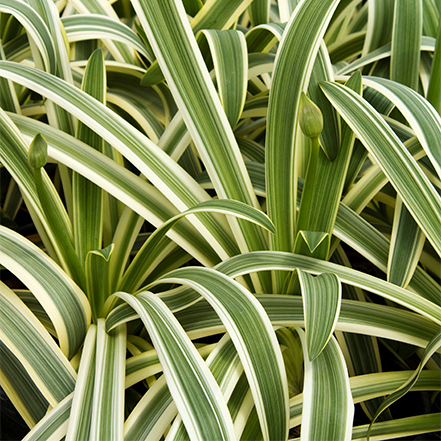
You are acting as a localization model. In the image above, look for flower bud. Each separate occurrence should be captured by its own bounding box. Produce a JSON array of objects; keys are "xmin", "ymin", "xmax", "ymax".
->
[
  {"xmin": 28, "ymin": 134, "xmax": 48, "ymax": 169},
  {"xmin": 299, "ymin": 92, "xmax": 323, "ymax": 138}
]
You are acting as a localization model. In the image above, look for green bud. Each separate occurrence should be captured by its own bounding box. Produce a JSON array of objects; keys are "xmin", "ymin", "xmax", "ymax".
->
[
  {"xmin": 299, "ymin": 92, "xmax": 323, "ymax": 138},
  {"xmin": 28, "ymin": 133, "xmax": 48, "ymax": 169}
]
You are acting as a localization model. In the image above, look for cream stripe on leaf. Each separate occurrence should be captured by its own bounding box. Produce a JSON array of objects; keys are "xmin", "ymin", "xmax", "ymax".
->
[
  {"xmin": 0, "ymin": 342, "xmax": 48, "ymax": 428},
  {"xmin": 215, "ymin": 252, "xmax": 441, "ymax": 325},
  {"xmin": 296, "ymin": 328, "xmax": 353, "ymax": 441},
  {"xmin": 119, "ymin": 199, "xmax": 274, "ymax": 293},
  {"xmin": 0, "ymin": 281, "xmax": 76, "ymax": 407},
  {"xmin": 198, "ymin": 29, "xmax": 248, "ymax": 128},
  {"xmin": 115, "ymin": 291, "xmax": 236, "ymax": 441},
  {"xmin": 22, "ymin": 393, "xmax": 73, "ymax": 441},
  {"xmin": 320, "ymin": 81, "xmax": 441, "ymax": 258},
  {"xmin": 298, "ymin": 270, "xmax": 341, "ymax": 361},
  {"xmin": 65, "ymin": 325, "xmax": 96, "ymax": 441},
  {"xmin": 132, "ymin": 0, "xmax": 270, "ymax": 286},
  {"xmin": 8, "ymin": 113, "xmax": 219, "ymax": 268},
  {"xmin": 0, "ymin": 0, "xmax": 56, "ymax": 74},
  {"xmin": 62, "ymin": 14, "xmax": 152, "ymax": 62},
  {"xmin": 0, "ymin": 227, "xmax": 90, "ymax": 358},
  {"xmin": 265, "ymin": 0, "xmax": 340, "ymax": 291},
  {"xmin": 0, "ymin": 61, "xmax": 241, "ymax": 262},
  {"xmin": 390, "ymin": 0, "xmax": 422, "ymax": 91},
  {"xmin": 89, "ymin": 320, "xmax": 126, "ymax": 441},
  {"xmin": 148, "ymin": 267, "xmax": 289, "ymax": 441},
  {"xmin": 362, "ymin": 76, "xmax": 441, "ymax": 180}
]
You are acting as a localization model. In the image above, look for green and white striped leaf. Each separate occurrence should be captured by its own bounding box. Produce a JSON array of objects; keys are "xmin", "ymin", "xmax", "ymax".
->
[
  {"xmin": 115, "ymin": 291, "xmax": 236, "ymax": 441},
  {"xmin": 29, "ymin": 133, "xmax": 86, "ymax": 291},
  {"xmin": 123, "ymin": 375, "xmax": 177, "ymax": 441},
  {"xmin": 248, "ymin": 0, "xmax": 270, "ymax": 26},
  {"xmin": 296, "ymin": 327, "xmax": 353, "ymax": 441},
  {"xmin": 22, "ymin": 393, "xmax": 72, "ymax": 441},
  {"xmin": 0, "ymin": 281, "xmax": 76, "ymax": 407},
  {"xmin": 0, "ymin": 61, "xmax": 241, "ymax": 261},
  {"xmin": 198, "ymin": 29, "xmax": 248, "ymax": 128},
  {"xmin": 362, "ymin": 0, "xmax": 394, "ymax": 57},
  {"xmin": 265, "ymin": 0, "xmax": 340, "ymax": 288},
  {"xmin": 141, "ymin": 0, "xmax": 255, "ymax": 86},
  {"xmin": 215, "ymin": 252, "xmax": 441, "ymax": 325},
  {"xmin": 132, "ymin": 0, "xmax": 269, "ymax": 290},
  {"xmin": 390, "ymin": 0, "xmax": 422, "ymax": 90},
  {"xmin": 119, "ymin": 199, "xmax": 275, "ymax": 293},
  {"xmin": 362, "ymin": 76, "xmax": 441, "ymax": 179},
  {"xmin": 353, "ymin": 413, "xmax": 441, "ymax": 441},
  {"xmin": 62, "ymin": 14, "xmax": 152, "ymax": 62},
  {"xmin": 0, "ymin": 226, "xmax": 90, "ymax": 357},
  {"xmin": 0, "ymin": 339, "xmax": 48, "ymax": 428},
  {"xmin": 367, "ymin": 329, "xmax": 441, "ymax": 439},
  {"xmin": 65, "ymin": 325, "xmax": 97, "ymax": 441},
  {"xmin": 320, "ymin": 81, "xmax": 441, "ymax": 257},
  {"xmin": 387, "ymin": 195, "xmax": 426, "ymax": 287},
  {"xmin": 149, "ymin": 267, "xmax": 289, "ymax": 441},
  {"xmin": 73, "ymin": 48, "xmax": 105, "ymax": 267},
  {"xmin": 0, "ymin": 0, "xmax": 56, "ymax": 73},
  {"xmin": 427, "ymin": 17, "xmax": 441, "ymax": 112},
  {"xmin": 0, "ymin": 108, "xmax": 61, "ymax": 262},
  {"xmin": 8, "ymin": 113, "xmax": 219, "ymax": 268},
  {"xmin": 298, "ymin": 270, "xmax": 341, "ymax": 361},
  {"xmin": 66, "ymin": 0, "xmax": 137, "ymax": 63},
  {"xmin": 90, "ymin": 320, "xmax": 126, "ymax": 441},
  {"xmin": 85, "ymin": 244, "xmax": 114, "ymax": 321}
]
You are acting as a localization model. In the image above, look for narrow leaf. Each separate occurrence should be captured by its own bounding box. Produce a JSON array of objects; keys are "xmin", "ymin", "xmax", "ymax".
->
[
  {"xmin": 298, "ymin": 270, "xmax": 341, "ymax": 361},
  {"xmin": 115, "ymin": 291, "xmax": 236, "ymax": 441},
  {"xmin": 296, "ymin": 327, "xmax": 354, "ymax": 441}
]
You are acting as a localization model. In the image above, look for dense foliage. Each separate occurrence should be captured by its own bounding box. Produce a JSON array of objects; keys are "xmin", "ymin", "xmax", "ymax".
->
[{"xmin": 1, "ymin": 0, "xmax": 440, "ymax": 440}]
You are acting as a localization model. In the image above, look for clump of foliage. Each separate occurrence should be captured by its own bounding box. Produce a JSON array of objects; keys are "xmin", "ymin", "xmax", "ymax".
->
[{"xmin": 1, "ymin": 0, "xmax": 440, "ymax": 440}]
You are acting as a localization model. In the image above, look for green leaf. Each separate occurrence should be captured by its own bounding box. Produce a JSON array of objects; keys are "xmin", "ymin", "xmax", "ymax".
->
[
  {"xmin": 0, "ymin": 61, "xmax": 241, "ymax": 262},
  {"xmin": 65, "ymin": 325, "xmax": 97, "ymax": 441},
  {"xmin": 265, "ymin": 0, "xmax": 340, "ymax": 290},
  {"xmin": 390, "ymin": 0, "xmax": 422, "ymax": 90},
  {"xmin": 0, "ymin": 281, "xmax": 76, "ymax": 406},
  {"xmin": 248, "ymin": 0, "xmax": 270, "ymax": 26},
  {"xmin": 298, "ymin": 271, "xmax": 341, "ymax": 361},
  {"xmin": 320, "ymin": 80, "xmax": 441, "ymax": 257},
  {"xmin": 149, "ymin": 267, "xmax": 289, "ymax": 441},
  {"xmin": 8, "ymin": 113, "xmax": 219, "ymax": 268},
  {"xmin": 66, "ymin": 0, "xmax": 137, "ymax": 63},
  {"xmin": 0, "ymin": 0, "xmax": 56, "ymax": 74},
  {"xmin": 387, "ymin": 196, "xmax": 426, "ymax": 287},
  {"xmin": 427, "ymin": 18, "xmax": 441, "ymax": 113},
  {"xmin": 361, "ymin": 0, "xmax": 394, "ymax": 57},
  {"xmin": 215, "ymin": 252, "xmax": 441, "ymax": 325},
  {"xmin": 90, "ymin": 320, "xmax": 126, "ymax": 441},
  {"xmin": 132, "ymin": 0, "xmax": 270, "ymax": 293},
  {"xmin": 0, "ymin": 341, "xmax": 48, "ymax": 428},
  {"xmin": 28, "ymin": 133, "xmax": 86, "ymax": 291},
  {"xmin": 62, "ymin": 13, "xmax": 152, "ymax": 62},
  {"xmin": 85, "ymin": 244, "xmax": 114, "ymax": 321},
  {"xmin": 119, "ymin": 199, "xmax": 275, "ymax": 293},
  {"xmin": 367, "ymin": 329, "xmax": 441, "ymax": 439},
  {"xmin": 0, "ymin": 226, "xmax": 90, "ymax": 358},
  {"xmin": 363, "ymin": 74, "xmax": 441, "ymax": 181},
  {"xmin": 22, "ymin": 393, "xmax": 72, "ymax": 441},
  {"xmin": 294, "ymin": 231, "xmax": 330, "ymax": 261},
  {"xmin": 296, "ymin": 327, "xmax": 353, "ymax": 441},
  {"xmin": 73, "ymin": 48, "xmax": 105, "ymax": 266},
  {"xmin": 198, "ymin": 29, "xmax": 248, "ymax": 128},
  {"xmin": 115, "ymin": 291, "xmax": 236, "ymax": 441}
]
